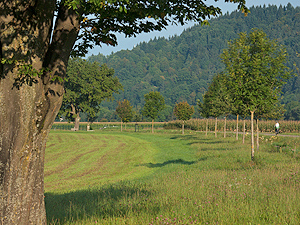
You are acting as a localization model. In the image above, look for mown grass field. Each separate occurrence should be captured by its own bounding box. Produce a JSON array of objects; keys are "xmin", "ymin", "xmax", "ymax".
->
[{"xmin": 45, "ymin": 129, "xmax": 300, "ymax": 224}]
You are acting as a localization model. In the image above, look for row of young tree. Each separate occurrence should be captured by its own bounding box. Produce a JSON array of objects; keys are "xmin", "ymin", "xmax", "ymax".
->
[
  {"xmin": 115, "ymin": 92, "xmax": 194, "ymax": 134},
  {"xmin": 58, "ymin": 58, "xmax": 195, "ymax": 134},
  {"xmin": 198, "ymin": 28, "xmax": 293, "ymax": 161},
  {"xmin": 60, "ymin": 29, "xmax": 293, "ymax": 149}
]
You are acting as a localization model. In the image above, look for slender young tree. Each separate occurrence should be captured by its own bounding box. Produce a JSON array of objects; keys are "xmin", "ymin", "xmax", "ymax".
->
[
  {"xmin": 0, "ymin": 1, "xmax": 248, "ymax": 223},
  {"xmin": 174, "ymin": 101, "xmax": 194, "ymax": 134},
  {"xmin": 201, "ymin": 73, "xmax": 232, "ymax": 137},
  {"xmin": 60, "ymin": 58, "xmax": 122, "ymax": 131},
  {"xmin": 221, "ymin": 28, "xmax": 292, "ymax": 161},
  {"xmin": 115, "ymin": 99, "xmax": 134, "ymax": 131},
  {"xmin": 210, "ymin": 73, "xmax": 233, "ymax": 138},
  {"xmin": 142, "ymin": 91, "xmax": 165, "ymax": 133},
  {"xmin": 197, "ymin": 99, "xmax": 210, "ymax": 136}
]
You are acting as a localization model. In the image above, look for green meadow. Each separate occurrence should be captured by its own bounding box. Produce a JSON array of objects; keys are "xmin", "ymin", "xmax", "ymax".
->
[{"xmin": 45, "ymin": 130, "xmax": 300, "ymax": 224}]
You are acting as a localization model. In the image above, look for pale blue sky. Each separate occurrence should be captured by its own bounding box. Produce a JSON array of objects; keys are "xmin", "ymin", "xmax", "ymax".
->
[{"xmin": 86, "ymin": 1, "xmax": 300, "ymax": 57}]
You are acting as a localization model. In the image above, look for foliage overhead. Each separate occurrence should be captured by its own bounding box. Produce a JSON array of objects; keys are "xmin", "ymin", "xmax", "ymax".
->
[
  {"xmin": 60, "ymin": 58, "xmax": 122, "ymax": 122},
  {"xmin": 65, "ymin": 0, "xmax": 248, "ymax": 56}
]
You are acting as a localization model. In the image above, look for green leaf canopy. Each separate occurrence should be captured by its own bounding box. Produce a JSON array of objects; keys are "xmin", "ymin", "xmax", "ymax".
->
[
  {"xmin": 142, "ymin": 91, "xmax": 165, "ymax": 120},
  {"xmin": 116, "ymin": 99, "xmax": 134, "ymax": 123},
  {"xmin": 61, "ymin": 58, "xmax": 123, "ymax": 121},
  {"xmin": 174, "ymin": 101, "xmax": 194, "ymax": 121},
  {"xmin": 65, "ymin": 0, "xmax": 249, "ymax": 56},
  {"xmin": 221, "ymin": 28, "xmax": 292, "ymax": 117}
]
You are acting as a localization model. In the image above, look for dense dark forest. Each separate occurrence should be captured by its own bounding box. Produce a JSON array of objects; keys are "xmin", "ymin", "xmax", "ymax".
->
[{"xmin": 86, "ymin": 3, "xmax": 300, "ymax": 122}]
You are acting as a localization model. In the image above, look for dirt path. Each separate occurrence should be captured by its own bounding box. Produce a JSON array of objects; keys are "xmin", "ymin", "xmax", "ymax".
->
[
  {"xmin": 260, "ymin": 132, "xmax": 300, "ymax": 138},
  {"xmin": 197, "ymin": 131, "xmax": 300, "ymax": 138}
]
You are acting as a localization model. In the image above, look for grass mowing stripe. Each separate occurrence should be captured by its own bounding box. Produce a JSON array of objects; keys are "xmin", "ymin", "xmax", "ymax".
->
[
  {"xmin": 45, "ymin": 131, "xmax": 159, "ymax": 193},
  {"xmin": 45, "ymin": 130, "xmax": 300, "ymax": 224}
]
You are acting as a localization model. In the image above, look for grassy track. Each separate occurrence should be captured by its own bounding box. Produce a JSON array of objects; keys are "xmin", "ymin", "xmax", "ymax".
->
[
  {"xmin": 45, "ymin": 130, "xmax": 300, "ymax": 224},
  {"xmin": 45, "ymin": 131, "xmax": 162, "ymax": 192}
]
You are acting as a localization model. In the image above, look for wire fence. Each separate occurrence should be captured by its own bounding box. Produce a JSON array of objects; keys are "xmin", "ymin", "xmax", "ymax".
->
[
  {"xmin": 164, "ymin": 119, "xmax": 300, "ymax": 133},
  {"xmin": 51, "ymin": 122, "xmax": 166, "ymax": 132},
  {"xmin": 52, "ymin": 119, "xmax": 300, "ymax": 133}
]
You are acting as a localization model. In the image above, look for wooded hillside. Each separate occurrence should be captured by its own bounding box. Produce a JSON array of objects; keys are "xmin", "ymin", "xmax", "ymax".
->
[{"xmin": 88, "ymin": 4, "xmax": 300, "ymax": 121}]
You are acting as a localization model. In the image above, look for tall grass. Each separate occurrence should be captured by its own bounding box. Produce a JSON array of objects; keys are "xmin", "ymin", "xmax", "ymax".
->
[{"xmin": 45, "ymin": 131, "xmax": 300, "ymax": 224}]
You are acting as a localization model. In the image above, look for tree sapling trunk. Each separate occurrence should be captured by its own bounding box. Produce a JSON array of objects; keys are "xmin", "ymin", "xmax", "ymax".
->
[
  {"xmin": 224, "ymin": 116, "xmax": 227, "ymax": 138},
  {"xmin": 256, "ymin": 118, "xmax": 259, "ymax": 151},
  {"xmin": 243, "ymin": 119, "xmax": 246, "ymax": 144},
  {"xmin": 205, "ymin": 118, "xmax": 208, "ymax": 136},
  {"xmin": 251, "ymin": 111, "xmax": 255, "ymax": 160},
  {"xmin": 152, "ymin": 119, "xmax": 154, "ymax": 133},
  {"xmin": 236, "ymin": 114, "xmax": 239, "ymax": 140},
  {"xmin": 215, "ymin": 117, "xmax": 218, "ymax": 137}
]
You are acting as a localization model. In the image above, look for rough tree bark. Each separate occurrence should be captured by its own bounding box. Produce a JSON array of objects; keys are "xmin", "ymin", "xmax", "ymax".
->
[
  {"xmin": 74, "ymin": 115, "xmax": 81, "ymax": 131},
  {"xmin": 0, "ymin": 1, "xmax": 80, "ymax": 224},
  {"xmin": 71, "ymin": 104, "xmax": 80, "ymax": 131}
]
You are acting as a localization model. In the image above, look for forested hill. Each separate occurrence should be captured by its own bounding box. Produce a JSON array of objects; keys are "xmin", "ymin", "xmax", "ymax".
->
[{"xmin": 88, "ymin": 3, "xmax": 300, "ymax": 120}]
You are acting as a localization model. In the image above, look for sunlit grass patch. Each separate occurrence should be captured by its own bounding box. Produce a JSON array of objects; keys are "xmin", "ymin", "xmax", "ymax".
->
[
  {"xmin": 45, "ymin": 131, "xmax": 160, "ymax": 193},
  {"xmin": 45, "ymin": 130, "xmax": 300, "ymax": 224}
]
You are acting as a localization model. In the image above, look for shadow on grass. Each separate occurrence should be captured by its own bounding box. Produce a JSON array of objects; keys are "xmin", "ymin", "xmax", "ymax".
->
[
  {"xmin": 45, "ymin": 184, "xmax": 156, "ymax": 224},
  {"xmin": 140, "ymin": 158, "xmax": 207, "ymax": 168},
  {"xmin": 170, "ymin": 135, "xmax": 229, "ymax": 145},
  {"xmin": 187, "ymin": 140, "xmax": 226, "ymax": 146},
  {"xmin": 170, "ymin": 134, "xmax": 198, "ymax": 141}
]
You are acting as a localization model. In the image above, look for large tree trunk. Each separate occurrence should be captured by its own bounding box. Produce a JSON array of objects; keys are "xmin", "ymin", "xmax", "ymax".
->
[
  {"xmin": 182, "ymin": 120, "xmax": 184, "ymax": 135},
  {"xmin": 0, "ymin": 2, "xmax": 80, "ymax": 224},
  {"xmin": 74, "ymin": 114, "xmax": 81, "ymax": 131},
  {"xmin": 71, "ymin": 105, "xmax": 80, "ymax": 131}
]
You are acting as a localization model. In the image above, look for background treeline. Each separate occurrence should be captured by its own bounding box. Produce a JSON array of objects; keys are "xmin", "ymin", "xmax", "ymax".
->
[{"xmin": 85, "ymin": 3, "xmax": 300, "ymax": 122}]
